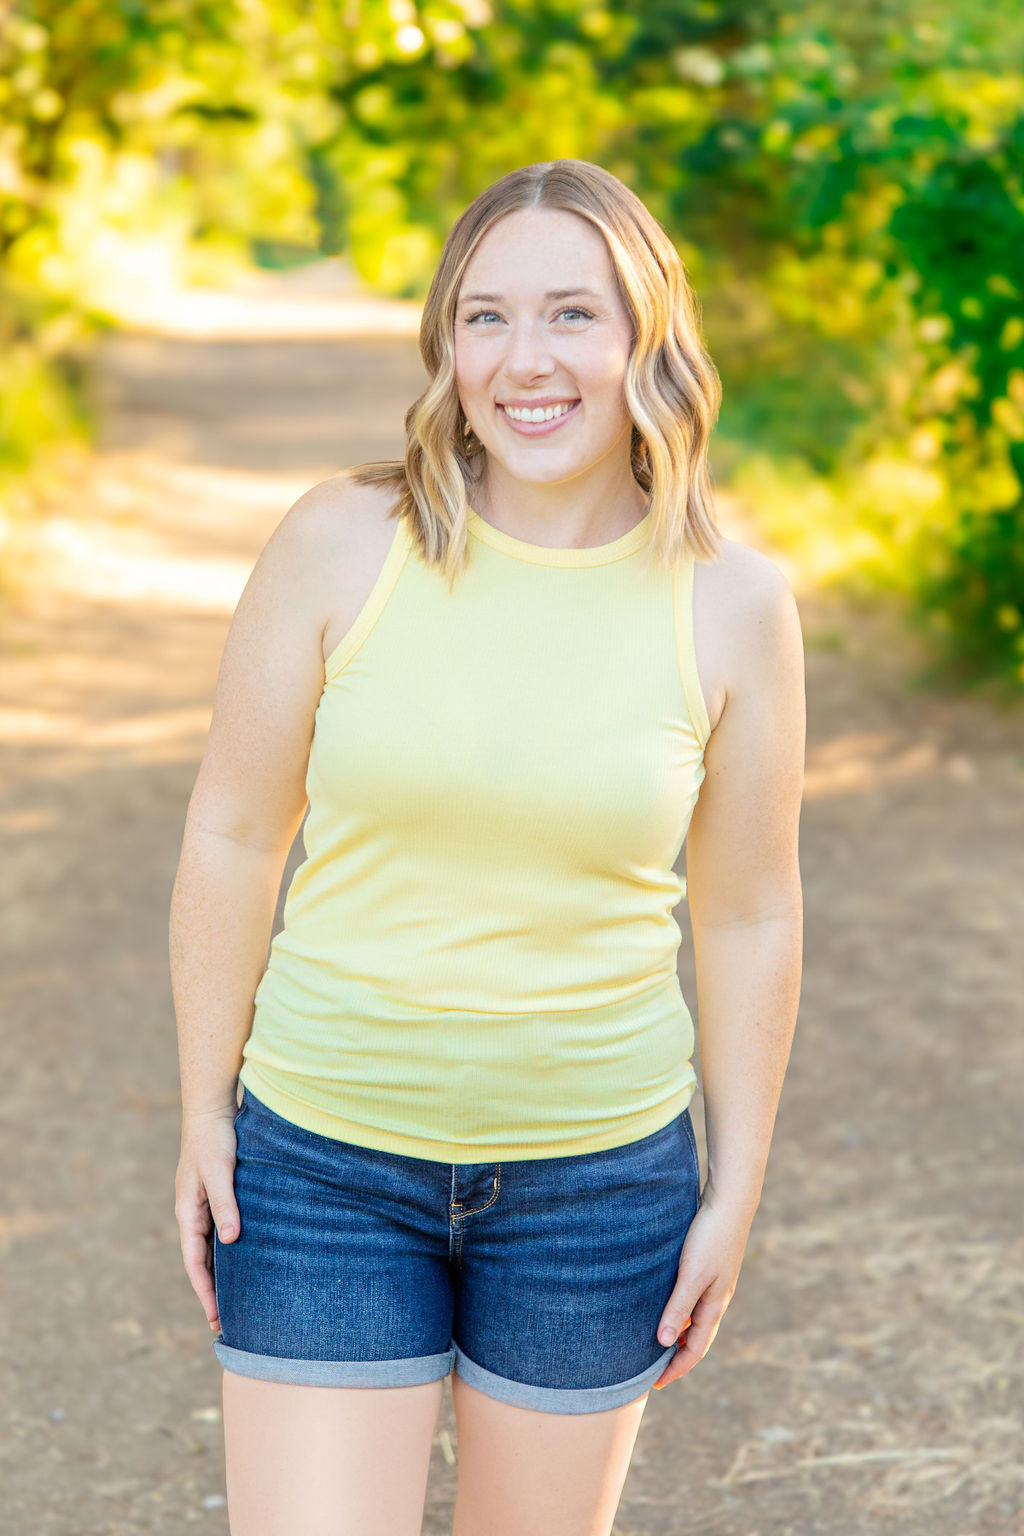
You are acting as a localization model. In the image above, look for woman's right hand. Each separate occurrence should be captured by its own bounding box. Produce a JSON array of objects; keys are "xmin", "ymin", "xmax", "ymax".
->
[{"xmin": 174, "ymin": 1106, "xmax": 243, "ymax": 1335}]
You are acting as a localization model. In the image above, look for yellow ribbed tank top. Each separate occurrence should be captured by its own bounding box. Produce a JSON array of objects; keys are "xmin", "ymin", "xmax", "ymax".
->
[{"xmin": 238, "ymin": 503, "xmax": 711, "ymax": 1162}]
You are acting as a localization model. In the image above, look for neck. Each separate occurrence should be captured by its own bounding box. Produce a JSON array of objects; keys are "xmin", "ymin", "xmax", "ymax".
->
[{"xmin": 469, "ymin": 467, "xmax": 648, "ymax": 550}]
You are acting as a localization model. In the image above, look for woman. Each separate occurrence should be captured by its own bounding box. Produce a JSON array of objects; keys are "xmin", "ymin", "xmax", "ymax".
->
[{"xmin": 171, "ymin": 159, "xmax": 805, "ymax": 1536}]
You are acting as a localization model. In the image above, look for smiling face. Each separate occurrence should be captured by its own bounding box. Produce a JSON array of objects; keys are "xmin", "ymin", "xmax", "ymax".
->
[{"xmin": 453, "ymin": 207, "xmax": 640, "ymax": 510}]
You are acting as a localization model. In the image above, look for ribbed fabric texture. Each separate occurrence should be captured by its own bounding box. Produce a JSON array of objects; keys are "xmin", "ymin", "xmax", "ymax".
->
[{"xmin": 238, "ymin": 504, "xmax": 712, "ymax": 1162}]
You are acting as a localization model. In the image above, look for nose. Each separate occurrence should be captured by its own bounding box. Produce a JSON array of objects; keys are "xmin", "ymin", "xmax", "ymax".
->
[{"xmin": 501, "ymin": 318, "xmax": 556, "ymax": 381}]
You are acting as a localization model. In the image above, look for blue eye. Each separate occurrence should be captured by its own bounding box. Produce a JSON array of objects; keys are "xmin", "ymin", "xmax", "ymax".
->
[{"xmin": 465, "ymin": 308, "xmax": 594, "ymax": 325}]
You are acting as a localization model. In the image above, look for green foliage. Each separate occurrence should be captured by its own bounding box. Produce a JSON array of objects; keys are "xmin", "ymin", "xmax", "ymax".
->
[
  {"xmin": 2, "ymin": 0, "xmax": 1023, "ymax": 688},
  {"xmin": 914, "ymin": 505, "xmax": 1024, "ymax": 692},
  {"xmin": 635, "ymin": 0, "xmax": 1024, "ymax": 687},
  {"xmin": 0, "ymin": 273, "xmax": 95, "ymax": 514}
]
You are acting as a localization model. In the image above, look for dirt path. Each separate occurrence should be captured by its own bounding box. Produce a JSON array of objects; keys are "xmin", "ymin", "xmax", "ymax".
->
[{"xmin": 1, "ymin": 268, "xmax": 1022, "ymax": 1536}]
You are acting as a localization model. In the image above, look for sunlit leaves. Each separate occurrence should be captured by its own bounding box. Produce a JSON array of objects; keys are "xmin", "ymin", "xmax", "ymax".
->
[{"xmin": 1, "ymin": 0, "xmax": 1022, "ymax": 682}]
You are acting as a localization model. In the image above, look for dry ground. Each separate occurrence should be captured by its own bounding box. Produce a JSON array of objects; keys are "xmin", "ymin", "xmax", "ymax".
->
[{"xmin": 1, "ymin": 266, "xmax": 1022, "ymax": 1536}]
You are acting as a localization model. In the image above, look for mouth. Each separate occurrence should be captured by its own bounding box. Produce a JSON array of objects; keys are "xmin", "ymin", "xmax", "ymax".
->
[{"xmin": 496, "ymin": 399, "xmax": 581, "ymax": 437}]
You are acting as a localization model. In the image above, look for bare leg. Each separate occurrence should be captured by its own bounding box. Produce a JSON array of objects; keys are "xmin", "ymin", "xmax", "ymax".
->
[
  {"xmin": 450, "ymin": 1372, "xmax": 649, "ymax": 1536},
  {"xmin": 221, "ymin": 1370, "xmax": 444, "ymax": 1536}
]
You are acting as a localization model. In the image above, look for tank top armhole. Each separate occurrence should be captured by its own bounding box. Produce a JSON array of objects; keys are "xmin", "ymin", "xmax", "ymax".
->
[
  {"xmin": 673, "ymin": 550, "xmax": 712, "ymax": 751},
  {"xmin": 323, "ymin": 514, "xmax": 413, "ymax": 681}
]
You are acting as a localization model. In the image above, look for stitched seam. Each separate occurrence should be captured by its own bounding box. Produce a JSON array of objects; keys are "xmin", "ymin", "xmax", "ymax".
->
[
  {"xmin": 448, "ymin": 1165, "xmax": 459, "ymax": 1266},
  {"xmin": 458, "ymin": 1164, "xmax": 501, "ymax": 1218},
  {"xmin": 683, "ymin": 1112, "xmax": 701, "ymax": 1188},
  {"xmin": 323, "ymin": 516, "xmax": 412, "ymax": 682},
  {"xmin": 673, "ymin": 554, "xmax": 712, "ymax": 750}
]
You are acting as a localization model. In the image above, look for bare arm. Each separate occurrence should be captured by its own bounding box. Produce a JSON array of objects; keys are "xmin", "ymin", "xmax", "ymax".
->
[
  {"xmin": 169, "ymin": 834, "xmax": 299, "ymax": 1118},
  {"xmin": 654, "ymin": 546, "xmax": 806, "ymax": 1386},
  {"xmin": 688, "ymin": 555, "xmax": 806, "ymax": 1216},
  {"xmin": 169, "ymin": 474, "xmax": 352, "ymax": 1327},
  {"xmin": 169, "ymin": 484, "xmax": 339, "ymax": 1114}
]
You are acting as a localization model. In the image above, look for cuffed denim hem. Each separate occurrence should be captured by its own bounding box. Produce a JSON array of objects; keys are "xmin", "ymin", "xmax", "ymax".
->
[
  {"xmin": 450, "ymin": 1340, "xmax": 679, "ymax": 1415},
  {"xmin": 212, "ymin": 1334, "xmax": 455, "ymax": 1388}
]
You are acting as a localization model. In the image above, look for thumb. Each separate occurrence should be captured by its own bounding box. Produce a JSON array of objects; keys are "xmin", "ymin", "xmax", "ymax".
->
[
  {"xmin": 658, "ymin": 1310, "xmax": 693, "ymax": 1346},
  {"xmin": 658, "ymin": 1278, "xmax": 699, "ymax": 1344},
  {"xmin": 205, "ymin": 1175, "xmax": 241, "ymax": 1244}
]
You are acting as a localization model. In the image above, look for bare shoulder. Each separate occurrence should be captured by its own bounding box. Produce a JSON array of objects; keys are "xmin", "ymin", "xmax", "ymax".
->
[
  {"xmin": 271, "ymin": 470, "xmax": 405, "ymax": 664},
  {"xmin": 693, "ymin": 536, "xmax": 804, "ymax": 732},
  {"xmin": 275, "ymin": 469, "xmax": 400, "ymax": 564}
]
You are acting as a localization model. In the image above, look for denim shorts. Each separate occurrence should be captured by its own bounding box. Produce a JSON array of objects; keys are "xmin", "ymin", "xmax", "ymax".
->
[{"xmin": 212, "ymin": 1086, "xmax": 701, "ymax": 1415}]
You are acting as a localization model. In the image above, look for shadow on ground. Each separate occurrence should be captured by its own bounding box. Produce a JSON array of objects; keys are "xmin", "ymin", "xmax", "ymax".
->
[{"xmin": 1, "ymin": 276, "xmax": 1022, "ymax": 1535}]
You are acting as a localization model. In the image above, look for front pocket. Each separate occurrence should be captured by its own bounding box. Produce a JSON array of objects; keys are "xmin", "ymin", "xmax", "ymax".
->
[
  {"xmin": 679, "ymin": 1109, "xmax": 701, "ymax": 1196},
  {"xmin": 212, "ymin": 1228, "xmax": 220, "ymax": 1323}
]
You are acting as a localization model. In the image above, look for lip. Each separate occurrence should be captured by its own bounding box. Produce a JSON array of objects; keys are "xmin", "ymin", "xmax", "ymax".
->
[
  {"xmin": 497, "ymin": 399, "xmax": 581, "ymax": 437},
  {"xmin": 498, "ymin": 396, "xmax": 580, "ymax": 409}
]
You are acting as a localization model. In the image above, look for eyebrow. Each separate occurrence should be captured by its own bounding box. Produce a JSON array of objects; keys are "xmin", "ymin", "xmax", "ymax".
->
[{"xmin": 458, "ymin": 287, "xmax": 602, "ymax": 306}]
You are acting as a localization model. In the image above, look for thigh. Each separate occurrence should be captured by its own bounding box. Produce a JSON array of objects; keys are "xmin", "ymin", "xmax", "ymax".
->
[
  {"xmin": 451, "ymin": 1107, "xmax": 702, "ymax": 1411},
  {"xmin": 451, "ymin": 1373, "xmax": 647, "ymax": 1536},
  {"xmin": 223, "ymin": 1371, "xmax": 443, "ymax": 1536},
  {"xmin": 212, "ymin": 1088, "xmax": 456, "ymax": 1385}
]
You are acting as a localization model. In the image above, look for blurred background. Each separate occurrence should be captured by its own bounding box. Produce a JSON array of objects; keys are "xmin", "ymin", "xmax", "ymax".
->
[
  {"xmin": 1, "ymin": 3, "xmax": 1022, "ymax": 1535},
  {"xmin": 3, "ymin": 0, "xmax": 1024, "ymax": 688}
]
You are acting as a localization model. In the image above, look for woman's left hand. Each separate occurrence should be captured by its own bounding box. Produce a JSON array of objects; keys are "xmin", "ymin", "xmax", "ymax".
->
[{"xmin": 651, "ymin": 1196, "xmax": 756, "ymax": 1390}]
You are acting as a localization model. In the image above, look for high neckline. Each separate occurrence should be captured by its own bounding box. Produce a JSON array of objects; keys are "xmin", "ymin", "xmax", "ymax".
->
[{"xmin": 465, "ymin": 505, "xmax": 653, "ymax": 567}]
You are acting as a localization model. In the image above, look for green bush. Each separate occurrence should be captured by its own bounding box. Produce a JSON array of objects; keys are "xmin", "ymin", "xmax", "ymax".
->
[{"xmin": 913, "ymin": 505, "xmax": 1024, "ymax": 692}]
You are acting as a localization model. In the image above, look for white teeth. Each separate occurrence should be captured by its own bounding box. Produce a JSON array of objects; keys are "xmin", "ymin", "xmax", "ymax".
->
[{"xmin": 502, "ymin": 402, "xmax": 576, "ymax": 423}]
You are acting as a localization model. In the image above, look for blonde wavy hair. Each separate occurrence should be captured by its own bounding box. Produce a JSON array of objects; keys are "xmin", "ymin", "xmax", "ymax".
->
[{"xmin": 350, "ymin": 159, "xmax": 723, "ymax": 587}]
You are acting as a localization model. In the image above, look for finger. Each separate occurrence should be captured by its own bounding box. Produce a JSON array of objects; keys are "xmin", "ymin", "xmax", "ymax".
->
[
  {"xmin": 658, "ymin": 1310, "xmax": 693, "ymax": 1347},
  {"xmin": 175, "ymin": 1195, "xmax": 219, "ymax": 1319},
  {"xmin": 180, "ymin": 1221, "xmax": 219, "ymax": 1326},
  {"xmin": 199, "ymin": 1153, "xmax": 241, "ymax": 1243},
  {"xmin": 653, "ymin": 1307, "xmax": 723, "ymax": 1389},
  {"xmin": 651, "ymin": 1317, "xmax": 695, "ymax": 1390}
]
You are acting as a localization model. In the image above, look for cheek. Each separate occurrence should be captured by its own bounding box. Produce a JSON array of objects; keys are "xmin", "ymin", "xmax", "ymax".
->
[
  {"xmin": 587, "ymin": 368, "xmax": 631, "ymax": 418},
  {"xmin": 454, "ymin": 358, "xmax": 490, "ymax": 406},
  {"xmin": 580, "ymin": 340, "xmax": 631, "ymax": 398},
  {"xmin": 453, "ymin": 338, "xmax": 472, "ymax": 384}
]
